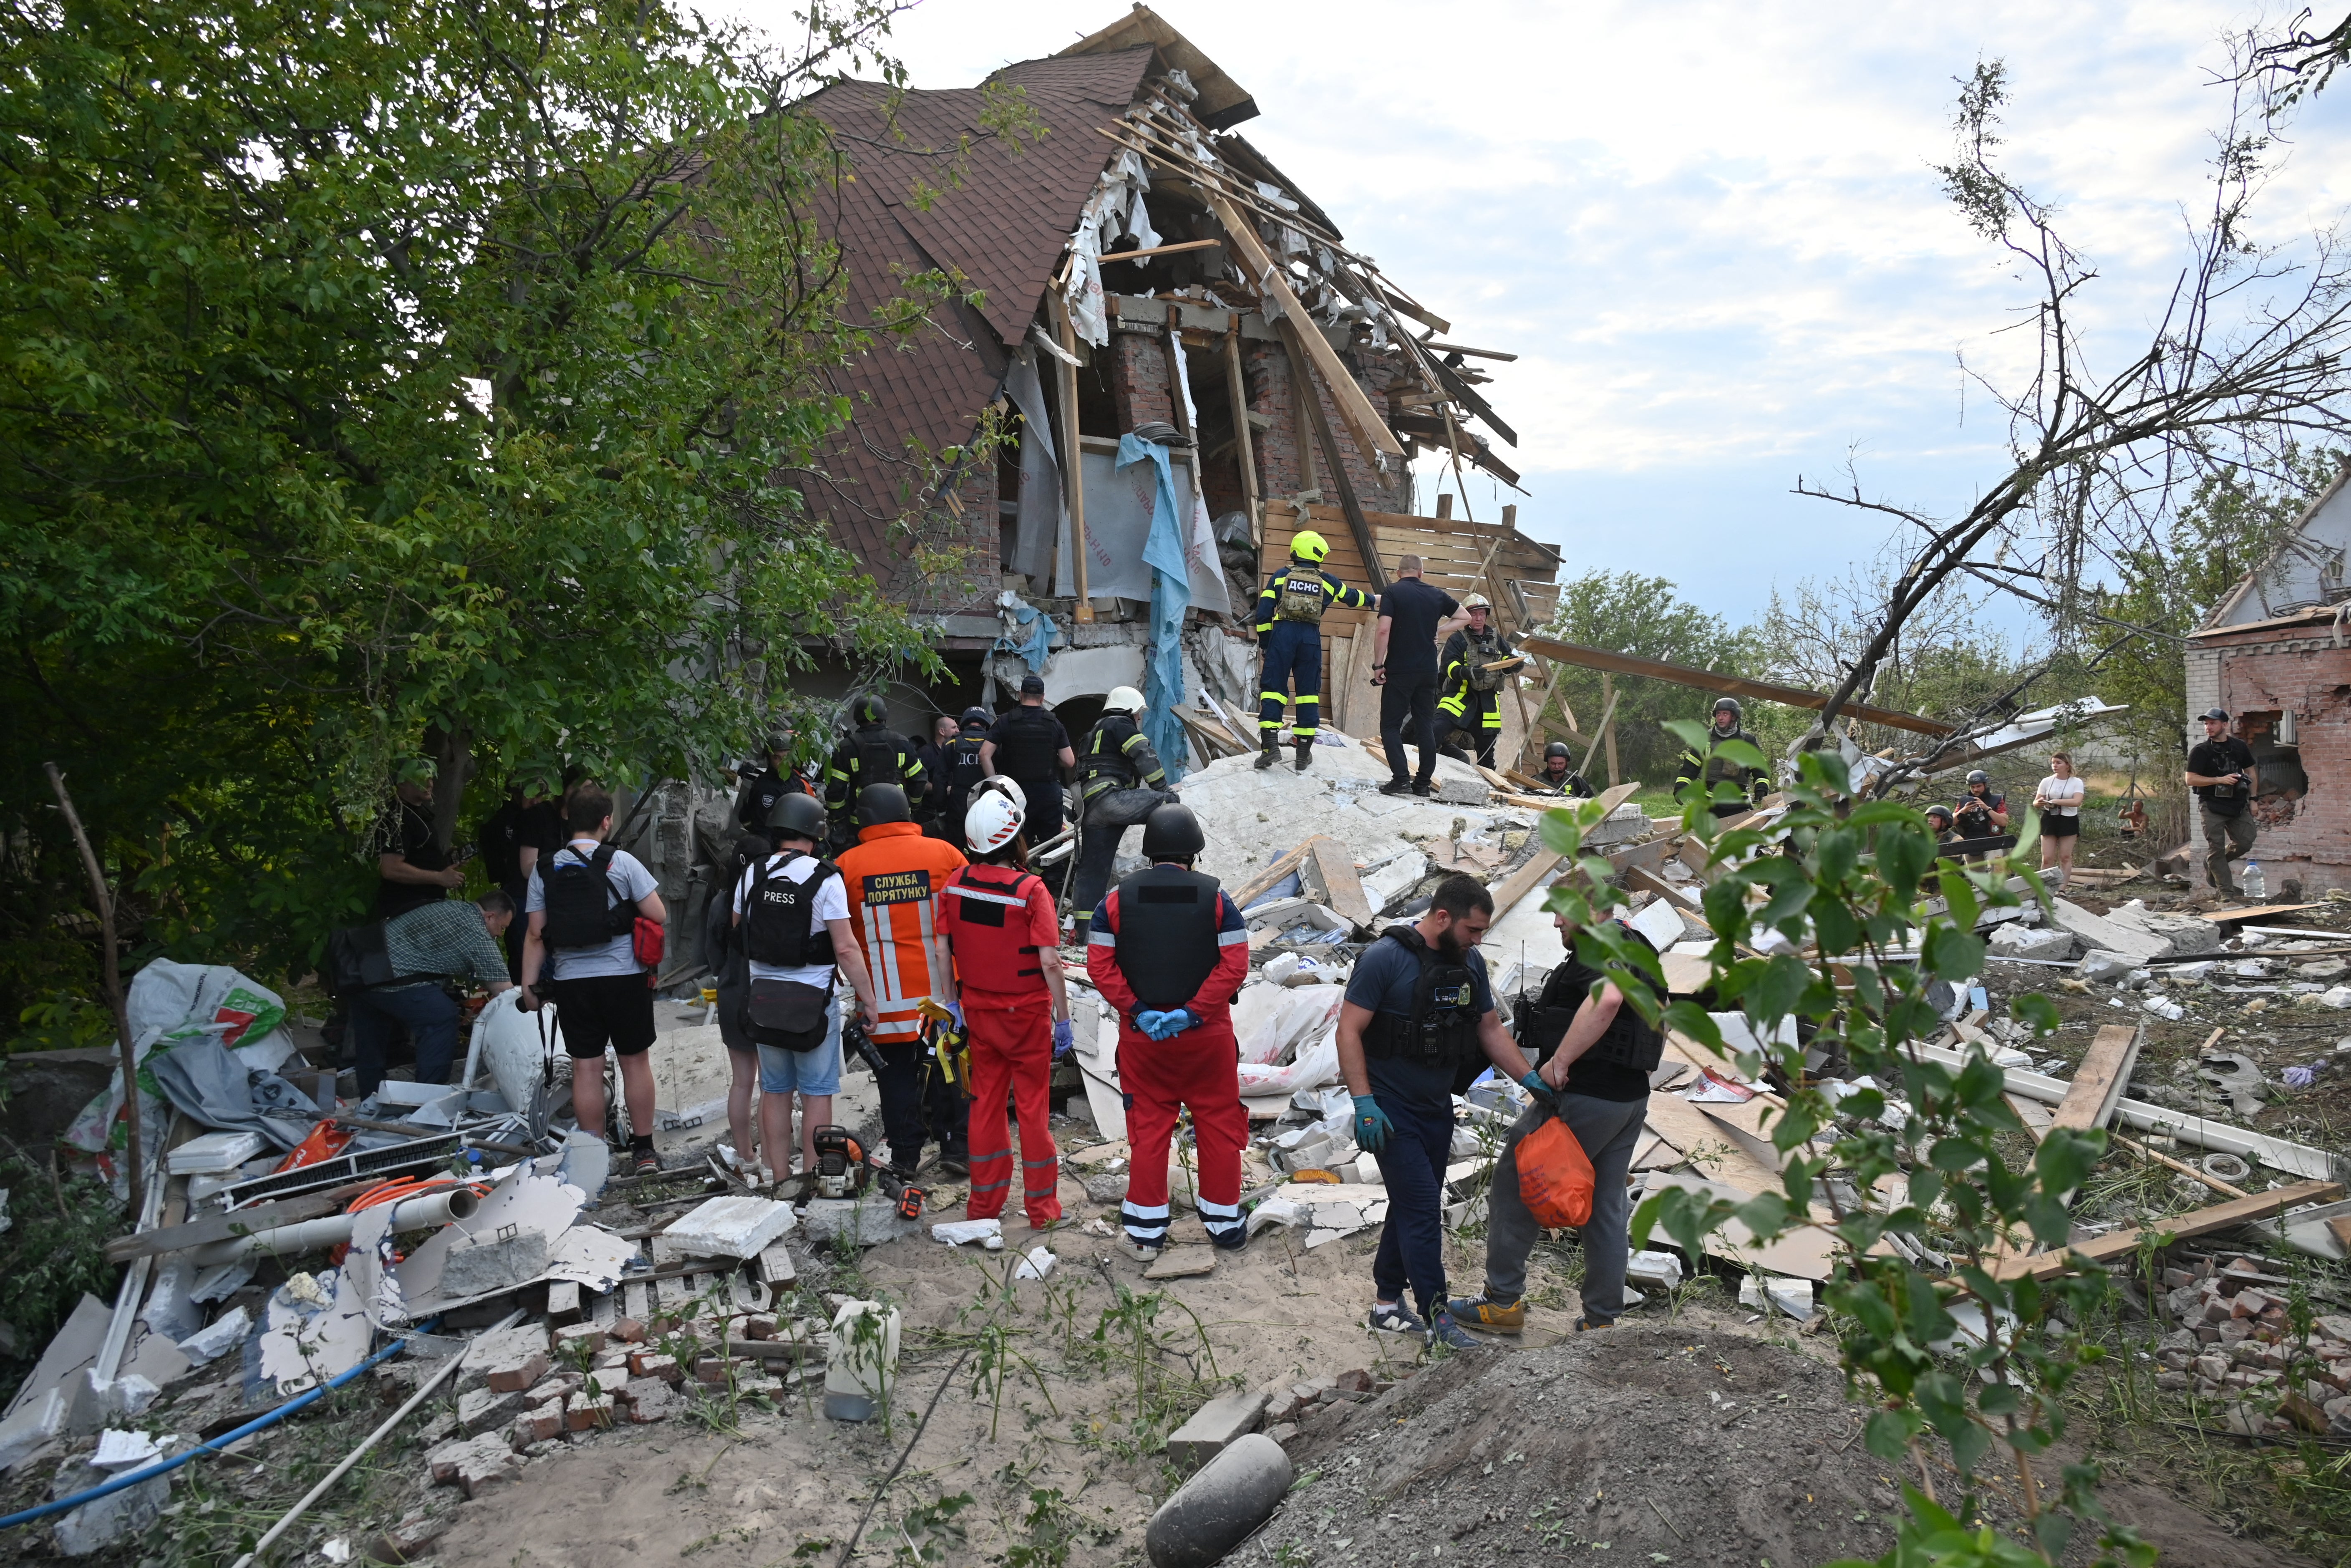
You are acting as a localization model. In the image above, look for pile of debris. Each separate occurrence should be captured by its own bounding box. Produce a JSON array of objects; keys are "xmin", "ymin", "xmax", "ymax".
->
[{"xmin": 2152, "ymin": 1255, "xmax": 2351, "ymax": 1435}]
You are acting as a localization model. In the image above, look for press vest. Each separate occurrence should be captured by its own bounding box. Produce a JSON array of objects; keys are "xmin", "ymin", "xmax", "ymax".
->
[
  {"xmin": 743, "ymin": 854, "xmax": 840, "ymax": 969},
  {"xmin": 838, "ymin": 823, "xmax": 967, "ymax": 1042},
  {"xmin": 1111, "ymin": 864, "xmax": 1224, "ymax": 1012},
  {"xmin": 1362, "ymin": 925, "xmax": 1482, "ymax": 1066},
  {"xmin": 940, "ymin": 862, "xmax": 1051, "ymax": 995}
]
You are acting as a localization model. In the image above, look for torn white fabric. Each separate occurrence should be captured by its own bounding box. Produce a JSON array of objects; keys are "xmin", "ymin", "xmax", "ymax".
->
[
  {"xmin": 1001, "ymin": 347, "xmax": 1066, "ymax": 583},
  {"xmin": 1164, "ymin": 338, "xmax": 1234, "ymax": 615},
  {"xmin": 1062, "ymin": 150, "xmax": 1154, "ymax": 347}
]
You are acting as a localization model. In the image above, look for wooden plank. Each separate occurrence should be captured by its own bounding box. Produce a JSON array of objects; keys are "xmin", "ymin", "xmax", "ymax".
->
[
  {"xmin": 1209, "ymin": 193, "xmax": 1405, "ymax": 460},
  {"xmin": 1046, "ymin": 287, "xmax": 1092, "ymax": 622},
  {"xmin": 1305, "ymin": 838, "xmax": 1376, "ymax": 930},
  {"xmin": 1519, "ymin": 633, "xmax": 1954, "ymax": 738},
  {"xmin": 2049, "ymin": 1025, "xmax": 2141, "ymax": 1134},
  {"xmin": 1222, "ymin": 324, "xmax": 1261, "ymax": 544},
  {"xmin": 1989, "ymin": 1180, "xmax": 2346, "ymax": 1281},
  {"xmin": 1277, "ymin": 322, "xmax": 1388, "ymax": 592},
  {"xmin": 2197, "ymin": 902, "xmax": 2323, "ymax": 923},
  {"xmin": 1230, "ymin": 838, "xmax": 1319, "ymax": 911}
]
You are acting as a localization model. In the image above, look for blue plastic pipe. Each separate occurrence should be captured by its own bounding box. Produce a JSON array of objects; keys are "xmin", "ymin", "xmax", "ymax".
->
[{"xmin": 0, "ymin": 1334, "xmax": 413, "ymax": 1531}]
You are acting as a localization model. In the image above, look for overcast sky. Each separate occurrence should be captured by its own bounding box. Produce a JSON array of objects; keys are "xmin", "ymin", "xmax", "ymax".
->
[{"xmin": 741, "ymin": 2, "xmax": 2351, "ymax": 636}]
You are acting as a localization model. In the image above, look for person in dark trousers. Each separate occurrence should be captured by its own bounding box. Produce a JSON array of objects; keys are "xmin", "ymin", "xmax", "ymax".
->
[
  {"xmin": 824, "ymin": 695, "xmax": 927, "ymax": 851},
  {"xmin": 520, "ymin": 785, "xmax": 670, "ymax": 1175},
  {"xmin": 735, "ymin": 732, "xmax": 815, "ymax": 838},
  {"xmin": 482, "ymin": 780, "xmax": 562, "ymax": 981},
  {"xmin": 1674, "ymin": 696, "xmax": 1767, "ymax": 817},
  {"xmin": 1952, "ymin": 769, "xmax": 2008, "ymax": 840},
  {"xmin": 1370, "ymin": 553, "xmax": 1467, "ymax": 796},
  {"xmin": 1436, "ymin": 595, "xmax": 1522, "ymax": 769},
  {"xmin": 349, "ymin": 891, "xmax": 517, "ymax": 1095},
  {"xmin": 930, "ymin": 706, "xmax": 993, "ymax": 846},
  {"xmin": 703, "ymin": 829, "xmax": 774, "ymax": 1175},
  {"xmin": 1530, "ymin": 741, "xmax": 1594, "ymax": 797},
  {"xmin": 982, "ymin": 675, "xmax": 1076, "ymax": 847},
  {"xmin": 373, "ymin": 776, "xmax": 463, "ymax": 918},
  {"xmin": 2186, "ymin": 708, "xmax": 2260, "ymax": 895},
  {"xmin": 913, "ymin": 713, "xmax": 960, "ymax": 839},
  {"xmin": 1086, "ymin": 805, "xmax": 1253, "ymax": 1260},
  {"xmin": 1335, "ymin": 875, "xmax": 1535, "ymax": 1350},
  {"xmin": 1449, "ymin": 906, "xmax": 1661, "ymax": 1336},
  {"xmin": 1071, "ymin": 686, "xmax": 1176, "ymax": 945},
  {"xmin": 1253, "ymin": 529, "xmax": 1373, "ymax": 771}
]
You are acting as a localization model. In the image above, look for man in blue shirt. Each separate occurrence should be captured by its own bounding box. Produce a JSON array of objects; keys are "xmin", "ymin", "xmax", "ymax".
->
[
  {"xmin": 1335, "ymin": 875, "xmax": 1537, "ymax": 1350},
  {"xmin": 1252, "ymin": 529, "xmax": 1373, "ymax": 773}
]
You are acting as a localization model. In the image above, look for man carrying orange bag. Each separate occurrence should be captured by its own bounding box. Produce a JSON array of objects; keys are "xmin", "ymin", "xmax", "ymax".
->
[{"xmin": 1449, "ymin": 908, "xmax": 1662, "ymax": 1336}]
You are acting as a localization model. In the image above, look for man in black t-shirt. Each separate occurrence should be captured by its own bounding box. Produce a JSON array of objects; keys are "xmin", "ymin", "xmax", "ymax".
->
[
  {"xmin": 482, "ymin": 781, "xmax": 562, "ymax": 979},
  {"xmin": 982, "ymin": 676, "xmax": 1076, "ymax": 846},
  {"xmin": 372, "ymin": 778, "xmax": 463, "ymax": 918},
  {"xmin": 1450, "ymin": 908, "xmax": 1659, "ymax": 1337},
  {"xmin": 1370, "ymin": 555, "xmax": 1467, "ymax": 796},
  {"xmin": 2185, "ymin": 707, "xmax": 2260, "ymax": 895}
]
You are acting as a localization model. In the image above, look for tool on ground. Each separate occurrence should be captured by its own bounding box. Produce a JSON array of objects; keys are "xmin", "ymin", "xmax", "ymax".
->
[{"xmin": 811, "ymin": 1124, "xmax": 877, "ymax": 1200}]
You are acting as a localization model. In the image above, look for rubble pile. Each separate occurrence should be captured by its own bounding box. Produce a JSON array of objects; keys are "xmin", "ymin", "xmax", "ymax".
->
[{"xmin": 2152, "ymin": 1257, "xmax": 2351, "ymax": 1435}]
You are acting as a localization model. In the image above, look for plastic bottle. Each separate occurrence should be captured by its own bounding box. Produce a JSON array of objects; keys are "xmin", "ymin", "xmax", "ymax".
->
[
  {"xmin": 2243, "ymin": 860, "xmax": 2267, "ymax": 902},
  {"xmin": 824, "ymin": 1298, "xmax": 901, "ymax": 1422}
]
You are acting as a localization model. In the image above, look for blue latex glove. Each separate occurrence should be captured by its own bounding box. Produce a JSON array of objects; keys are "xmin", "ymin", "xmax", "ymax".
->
[
  {"xmin": 1052, "ymin": 1018, "xmax": 1075, "ymax": 1058},
  {"xmin": 1351, "ymin": 1094, "xmax": 1394, "ymax": 1153},
  {"xmin": 946, "ymin": 1000, "xmax": 964, "ymax": 1029},
  {"xmin": 1134, "ymin": 1009, "xmax": 1172, "ymax": 1039},
  {"xmin": 1166, "ymin": 1008, "xmax": 1202, "ymax": 1035},
  {"xmin": 1519, "ymin": 1071, "xmax": 1557, "ymax": 1105}
]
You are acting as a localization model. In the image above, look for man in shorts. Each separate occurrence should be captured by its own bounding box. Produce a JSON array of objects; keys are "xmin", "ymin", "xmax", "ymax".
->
[
  {"xmin": 520, "ymin": 784, "xmax": 669, "ymax": 1174},
  {"xmin": 735, "ymin": 792, "xmax": 881, "ymax": 1192}
]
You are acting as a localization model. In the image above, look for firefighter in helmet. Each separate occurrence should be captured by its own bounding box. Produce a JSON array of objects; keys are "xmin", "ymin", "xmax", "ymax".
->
[
  {"xmin": 1252, "ymin": 530, "xmax": 1373, "ymax": 772},
  {"xmin": 1436, "ymin": 594, "xmax": 1522, "ymax": 769},
  {"xmin": 824, "ymin": 694, "xmax": 927, "ymax": 852},
  {"xmin": 1674, "ymin": 696, "xmax": 1767, "ymax": 817}
]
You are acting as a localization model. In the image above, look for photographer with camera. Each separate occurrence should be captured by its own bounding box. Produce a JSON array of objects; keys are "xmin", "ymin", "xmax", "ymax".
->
[{"xmin": 2186, "ymin": 708, "xmax": 2260, "ymax": 897}]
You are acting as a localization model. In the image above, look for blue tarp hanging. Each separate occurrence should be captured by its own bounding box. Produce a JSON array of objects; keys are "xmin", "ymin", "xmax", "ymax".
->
[
  {"xmin": 990, "ymin": 591, "xmax": 1062, "ymax": 673},
  {"xmin": 1116, "ymin": 432, "xmax": 1192, "ymax": 783}
]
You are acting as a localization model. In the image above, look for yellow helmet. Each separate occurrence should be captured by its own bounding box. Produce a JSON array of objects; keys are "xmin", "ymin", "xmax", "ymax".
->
[
  {"xmin": 1462, "ymin": 592, "xmax": 1491, "ymax": 610},
  {"xmin": 1290, "ymin": 529, "xmax": 1330, "ymax": 564}
]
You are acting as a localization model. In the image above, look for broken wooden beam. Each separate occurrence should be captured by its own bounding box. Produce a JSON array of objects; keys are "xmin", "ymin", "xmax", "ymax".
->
[
  {"xmin": 2049, "ymin": 1025, "xmax": 2141, "ymax": 1134},
  {"xmin": 1518, "ymin": 634, "xmax": 1954, "ymax": 737},
  {"xmin": 1989, "ymin": 1180, "xmax": 2346, "ymax": 1281}
]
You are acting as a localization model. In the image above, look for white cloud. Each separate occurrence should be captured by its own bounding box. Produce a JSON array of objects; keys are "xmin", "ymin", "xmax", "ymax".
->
[{"xmin": 731, "ymin": 0, "xmax": 2351, "ymax": 618}]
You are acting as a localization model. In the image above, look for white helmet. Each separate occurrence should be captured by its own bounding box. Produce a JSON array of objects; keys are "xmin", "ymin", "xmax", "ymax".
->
[
  {"xmin": 1103, "ymin": 685, "xmax": 1145, "ymax": 714},
  {"xmin": 964, "ymin": 782, "xmax": 1027, "ymax": 854}
]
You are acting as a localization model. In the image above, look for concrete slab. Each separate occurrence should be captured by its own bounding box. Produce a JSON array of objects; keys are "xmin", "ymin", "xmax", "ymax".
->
[
  {"xmin": 1165, "ymin": 1389, "xmax": 1270, "ymax": 1470},
  {"xmin": 664, "ymin": 1196, "xmax": 798, "ymax": 1260}
]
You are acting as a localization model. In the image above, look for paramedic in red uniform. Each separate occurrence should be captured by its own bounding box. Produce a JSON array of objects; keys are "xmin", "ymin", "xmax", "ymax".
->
[
  {"xmin": 1084, "ymin": 803, "xmax": 1252, "ymax": 1260},
  {"xmin": 938, "ymin": 781, "xmax": 1073, "ymax": 1228}
]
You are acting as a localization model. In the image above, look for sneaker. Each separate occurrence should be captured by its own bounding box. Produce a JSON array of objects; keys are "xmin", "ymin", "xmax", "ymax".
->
[
  {"xmin": 632, "ymin": 1145, "xmax": 663, "ymax": 1177},
  {"xmin": 1426, "ymin": 1309, "xmax": 1484, "ymax": 1351},
  {"xmin": 1410, "ymin": 780, "xmax": 1435, "ymax": 797},
  {"xmin": 1366, "ymin": 1301, "xmax": 1426, "ymax": 1336},
  {"xmin": 1119, "ymin": 1237, "xmax": 1164, "ymax": 1264},
  {"xmin": 1444, "ymin": 1293, "xmax": 1524, "ymax": 1334},
  {"xmin": 1379, "ymin": 779, "xmax": 1414, "ymax": 797}
]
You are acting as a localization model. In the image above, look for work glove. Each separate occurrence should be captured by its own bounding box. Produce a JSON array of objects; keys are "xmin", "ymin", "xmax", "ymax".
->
[
  {"xmin": 1134, "ymin": 1009, "xmax": 1172, "ymax": 1039},
  {"xmin": 1351, "ymin": 1094, "xmax": 1394, "ymax": 1154},
  {"xmin": 945, "ymin": 1000, "xmax": 964, "ymax": 1029},
  {"xmin": 1165, "ymin": 1008, "xmax": 1202, "ymax": 1035},
  {"xmin": 1519, "ymin": 1071, "xmax": 1556, "ymax": 1105},
  {"xmin": 1052, "ymin": 1018, "xmax": 1076, "ymax": 1059}
]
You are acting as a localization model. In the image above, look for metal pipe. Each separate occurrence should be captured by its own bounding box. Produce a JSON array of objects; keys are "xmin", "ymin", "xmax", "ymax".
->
[
  {"xmin": 228, "ymin": 1308, "xmax": 524, "ymax": 1568},
  {"xmin": 189, "ymin": 1187, "xmax": 479, "ymax": 1266}
]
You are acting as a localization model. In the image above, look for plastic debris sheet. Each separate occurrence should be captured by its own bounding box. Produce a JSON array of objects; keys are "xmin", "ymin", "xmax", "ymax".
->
[
  {"xmin": 1230, "ymin": 983, "xmax": 1346, "ymax": 1068},
  {"xmin": 66, "ymin": 958, "xmax": 296, "ymax": 1157}
]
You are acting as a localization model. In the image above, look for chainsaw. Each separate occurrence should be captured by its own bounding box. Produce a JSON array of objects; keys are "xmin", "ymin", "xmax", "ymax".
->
[{"xmin": 809, "ymin": 1123, "xmax": 926, "ymax": 1220}]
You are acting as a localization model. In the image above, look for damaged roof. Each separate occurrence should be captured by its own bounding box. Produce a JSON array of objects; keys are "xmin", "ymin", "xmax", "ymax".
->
[{"xmin": 796, "ymin": 48, "xmax": 1157, "ymax": 584}]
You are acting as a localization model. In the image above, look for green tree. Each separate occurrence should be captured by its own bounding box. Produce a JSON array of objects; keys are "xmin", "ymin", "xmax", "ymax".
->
[
  {"xmin": 1537, "ymin": 570, "xmax": 1766, "ymax": 787},
  {"xmin": 0, "ymin": 0, "xmax": 970, "ymax": 1013}
]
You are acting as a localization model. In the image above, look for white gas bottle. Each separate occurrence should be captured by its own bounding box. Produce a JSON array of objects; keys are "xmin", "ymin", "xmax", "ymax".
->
[{"xmin": 824, "ymin": 1298, "xmax": 901, "ymax": 1422}]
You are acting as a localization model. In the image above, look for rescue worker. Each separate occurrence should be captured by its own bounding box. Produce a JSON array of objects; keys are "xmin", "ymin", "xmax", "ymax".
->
[
  {"xmin": 1531, "ymin": 741, "xmax": 1594, "ymax": 798},
  {"xmin": 1252, "ymin": 529, "xmax": 1373, "ymax": 771},
  {"xmin": 836, "ymin": 783, "xmax": 970, "ymax": 1179},
  {"xmin": 931, "ymin": 706, "xmax": 994, "ymax": 845},
  {"xmin": 823, "ymin": 695, "xmax": 927, "ymax": 852},
  {"xmin": 913, "ymin": 715, "xmax": 957, "ymax": 838},
  {"xmin": 735, "ymin": 732, "xmax": 815, "ymax": 840},
  {"xmin": 1449, "ymin": 905, "xmax": 1662, "ymax": 1337},
  {"xmin": 1070, "ymin": 686, "xmax": 1176, "ymax": 947},
  {"xmin": 1086, "ymin": 804, "xmax": 1252, "ymax": 1262},
  {"xmin": 1335, "ymin": 874, "xmax": 1531, "ymax": 1349},
  {"xmin": 982, "ymin": 675, "xmax": 1077, "ymax": 847},
  {"xmin": 1674, "ymin": 696, "xmax": 1767, "ymax": 817},
  {"xmin": 1436, "ymin": 595, "xmax": 1523, "ymax": 770},
  {"xmin": 939, "ymin": 784, "xmax": 1074, "ymax": 1228}
]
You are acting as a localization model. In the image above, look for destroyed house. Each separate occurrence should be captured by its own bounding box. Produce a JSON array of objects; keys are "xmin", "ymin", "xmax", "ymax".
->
[
  {"xmin": 795, "ymin": 5, "xmax": 1560, "ymax": 752},
  {"xmin": 2185, "ymin": 458, "xmax": 2351, "ymax": 893}
]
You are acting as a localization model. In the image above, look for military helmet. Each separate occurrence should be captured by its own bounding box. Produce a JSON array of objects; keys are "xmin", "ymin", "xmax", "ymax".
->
[
  {"xmin": 1544, "ymin": 741, "xmax": 1571, "ymax": 764},
  {"xmin": 1140, "ymin": 803, "xmax": 1206, "ymax": 861},
  {"xmin": 766, "ymin": 792, "xmax": 827, "ymax": 843},
  {"xmin": 856, "ymin": 783, "xmax": 911, "ymax": 827},
  {"xmin": 1713, "ymin": 696, "xmax": 1743, "ymax": 722},
  {"xmin": 851, "ymin": 693, "xmax": 888, "ymax": 727}
]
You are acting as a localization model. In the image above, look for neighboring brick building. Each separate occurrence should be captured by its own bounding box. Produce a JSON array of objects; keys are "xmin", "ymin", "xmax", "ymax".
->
[
  {"xmin": 2184, "ymin": 461, "xmax": 2351, "ymax": 893},
  {"xmin": 791, "ymin": 7, "xmax": 1554, "ymax": 755}
]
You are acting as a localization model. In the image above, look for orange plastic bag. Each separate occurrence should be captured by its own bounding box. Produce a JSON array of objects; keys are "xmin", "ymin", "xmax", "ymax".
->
[
  {"xmin": 275, "ymin": 1120, "xmax": 354, "ymax": 1173},
  {"xmin": 1516, "ymin": 1113, "xmax": 1595, "ymax": 1229}
]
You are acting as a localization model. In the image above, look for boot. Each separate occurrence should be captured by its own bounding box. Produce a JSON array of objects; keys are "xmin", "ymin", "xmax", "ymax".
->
[
  {"xmin": 1255, "ymin": 733, "xmax": 1281, "ymax": 769},
  {"xmin": 1293, "ymin": 738, "xmax": 1314, "ymax": 771}
]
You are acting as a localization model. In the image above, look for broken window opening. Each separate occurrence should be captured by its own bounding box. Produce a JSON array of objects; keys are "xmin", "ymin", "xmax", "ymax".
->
[{"xmin": 2237, "ymin": 710, "xmax": 2309, "ymax": 801}]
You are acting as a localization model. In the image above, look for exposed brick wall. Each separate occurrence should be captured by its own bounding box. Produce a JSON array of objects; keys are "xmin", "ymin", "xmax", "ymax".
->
[
  {"xmin": 1107, "ymin": 323, "xmax": 1177, "ymax": 432},
  {"xmin": 2214, "ymin": 635, "xmax": 2351, "ymax": 891},
  {"xmin": 1236, "ymin": 338, "xmax": 1406, "ymax": 515}
]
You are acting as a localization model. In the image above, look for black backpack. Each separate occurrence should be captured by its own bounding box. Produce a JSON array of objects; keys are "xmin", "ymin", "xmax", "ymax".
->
[
  {"xmin": 324, "ymin": 920, "xmax": 396, "ymax": 998},
  {"xmin": 743, "ymin": 854, "xmax": 839, "ymax": 968},
  {"xmin": 542, "ymin": 844, "xmax": 638, "ymax": 948}
]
